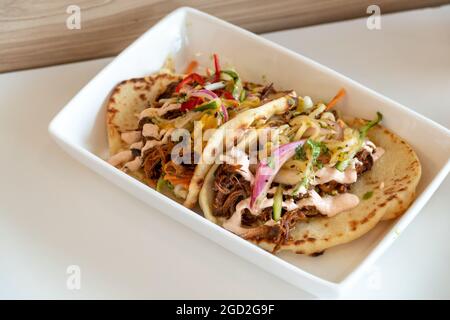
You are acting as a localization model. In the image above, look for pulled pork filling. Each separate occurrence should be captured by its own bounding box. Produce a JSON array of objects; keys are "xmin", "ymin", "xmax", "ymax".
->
[
  {"xmin": 241, "ymin": 206, "xmax": 318, "ymax": 247},
  {"xmin": 355, "ymin": 149, "xmax": 374, "ymax": 175},
  {"xmin": 143, "ymin": 141, "xmax": 174, "ymax": 185},
  {"xmin": 108, "ymin": 59, "xmax": 288, "ymax": 199},
  {"xmin": 212, "ymin": 163, "xmax": 324, "ymax": 243},
  {"xmin": 316, "ymin": 149, "xmax": 373, "ymax": 196},
  {"xmin": 213, "ymin": 164, "xmax": 252, "ymax": 218},
  {"xmin": 211, "ymin": 145, "xmax": 379, "ymax": 250},
  {"xmin": 162, "ymin": 108, "xmax": 184, "ymax": 120},
  {"xmin": 142, "ymin": 139, "xmax": 197, "ymax": 188},
  {"xmin": 157, "ymin": 81, "xmax": 179, "ymax": 100}
]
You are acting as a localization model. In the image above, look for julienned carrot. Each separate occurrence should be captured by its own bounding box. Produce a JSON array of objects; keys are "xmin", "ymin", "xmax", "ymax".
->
[
  {"xmin": 326, "ymin": 88, "xmax": 346, "ymax": 110},
  {"xmin": 184, "ymin": 60, "xmax": 199, "ymax": 74}
]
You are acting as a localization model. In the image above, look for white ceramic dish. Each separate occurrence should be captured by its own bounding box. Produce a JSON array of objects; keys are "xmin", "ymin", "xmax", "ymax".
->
[{"xmin": 48, "ymin": 7, "xmax": 450, "ymax": 298}]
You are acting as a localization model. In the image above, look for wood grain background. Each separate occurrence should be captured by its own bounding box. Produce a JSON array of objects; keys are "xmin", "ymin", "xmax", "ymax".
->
[{"xmin": 1, "ymin": 0, "xmax": 448, "ymax": 73}]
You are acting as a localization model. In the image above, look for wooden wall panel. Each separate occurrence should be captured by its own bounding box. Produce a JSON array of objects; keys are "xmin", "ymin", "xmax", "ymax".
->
[{"xmin": 0, "ymin": 0, "xmax": 448, "ymax": 72}]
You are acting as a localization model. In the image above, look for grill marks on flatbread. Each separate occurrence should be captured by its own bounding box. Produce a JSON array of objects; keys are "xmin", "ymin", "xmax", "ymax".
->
[{"xmin": 106, "ymin": 74, "xmax": 181, "ymax": 155}]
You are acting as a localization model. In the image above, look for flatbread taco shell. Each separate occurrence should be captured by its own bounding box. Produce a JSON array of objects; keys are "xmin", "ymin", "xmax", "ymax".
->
[
  {"xmin": 106, "ymin": 73, "xmax": 182, "ymax": 155},
  {"xmin": 199, "ymin": 117, "xmax": 421, "ymax": 255},
  {"xmin": 106, "ymin": 72, "xmax": 296, "ymax": 206}
]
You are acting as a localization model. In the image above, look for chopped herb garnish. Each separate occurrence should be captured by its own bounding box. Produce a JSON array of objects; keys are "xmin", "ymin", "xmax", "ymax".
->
[
  {"xmin": 316, "ymin": 160, "xmax": 324, "ymax": 169},
  {"xmin": 306, "ymin": 139, "xmax": 322, "ymax": 161},
  {"xmin": 177, "ymin": 94, "xmax": 188, "ymax": 103},
  {"xmin": 267, "ymin": 156, "xmax": 275, "ymax": 169},
  {"xmin": 294, "ymin": 139, "xmax": 327, "ymax": 161},
  {"xmin": 294, "ymin": 145, "xmax": 307, "ymax": 160},
  {"xmin": 318, "ymin": 142, "xmax": 329, "ymax": 155},
  {"xmin": 362, "ymin": 191, "xmax": 374, "ymax": 200},
  {"xmin": 293, "ymin": 139, "xmax": 324, "ymax": 195},
  {"xmin": 336, "ymin": 112, "xmax": 383, "ymax": 171}
]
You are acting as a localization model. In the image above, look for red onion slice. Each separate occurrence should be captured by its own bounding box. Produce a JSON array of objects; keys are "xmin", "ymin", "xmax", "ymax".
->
[
  {"xmin": 190, "ymin": 89, "xmax": 218, "ymax": 100},
  {"xmin": 220, "ymin": 104, "xmax": 229, "ymax": 122},
  {"xmin": 250, "ymin": 140, "xmax": 306, "ymax": 211}
]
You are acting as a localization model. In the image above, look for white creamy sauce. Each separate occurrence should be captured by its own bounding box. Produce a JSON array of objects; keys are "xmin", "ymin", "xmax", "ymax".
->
[
  {"xmin": 363, "ymin": 140, "xmax": 385, "ymax": 162},
  {"xmin": 130, "ymin": 141, "xmax": 143, "ymax": 151},
  {"xmin": 314, "ymin": 165, "xmax": 357, "ymax": 185},
  {"xmin": 275, "ymin": 165, "xmax": 358, "ymax": 186},
  {"xmin": 139, "ymin": 103, "xmax": 180, "ymax": 119},
  {"xmin": 257, "ymin": 198, "xmax": 297, "ymax": 212},
  {"xmin": 274, "ymin": 139, "xmax": 384, "ymax": 187},
  {"xmin": 108, "ymin": 150, "xmax": 133, "ymax": 167},
  {"xmin": 362, "ymin": 140, "xmax": 376, "ymax": 153},
  {"xmin": 141, "ymin": 140, "xmax": 161, "ymax": 154},
  {"xmin": 267, "ymin": 186, "xmax": 306, "ymax": 196},
  {"xmin": 222, "ymin": 199, "xmax": 250, "ymax": 236},
  {"xmin": 297, "ymin": 190, "xmax": 359, "ymax": 217},
  {"xmin": 223, "ymin": 189, "xmax": 360, "ymax": 235},
  {"xmin": 141, "ymin": 129, "xmax": 173, "ymax": 154},
  {"xmin": 366, "ymin": 140, "xmax": 377, "ymax": 149},
  {"xmin": 221, "ymin": 138, "xmax": 384, "ymax": 235},
  {"xmin": 142, "ymin": 123, "xmax": 161, "ymax": 139},
  {"xmin": 222, "ymin": 198, "xmax": 297, "ymax": 236},
  {"xmin": 219, "ymin": 147, "xmax": 254, "ymax": 183},
  {"xmin": 121, "ymin": 131, "xmax": 142, "ymax": 145},
  {"xmin": 159, "ymin": 103, "xmax": 181, "ymax": 116},
  {"xmin": 371, "ymin": 147, "xmax": 385, "ymax": 162},
  {"xmin": 122, "ymin": 157, "xmax": 142, "ymax": 172}
]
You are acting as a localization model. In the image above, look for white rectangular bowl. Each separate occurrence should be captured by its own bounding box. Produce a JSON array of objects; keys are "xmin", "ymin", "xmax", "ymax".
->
[{"xmin": 48, "ymin": 7, "xmax": 450, "ymax": 298}]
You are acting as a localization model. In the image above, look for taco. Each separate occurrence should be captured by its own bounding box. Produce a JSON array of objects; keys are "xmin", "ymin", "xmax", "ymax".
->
[
  {"xmin": 106, "ymin": 54, "xmax": 291, "ymax": 203},
  {"xmin": 199, "ymin": 90, "xmax": 421, "ymax": 254}
]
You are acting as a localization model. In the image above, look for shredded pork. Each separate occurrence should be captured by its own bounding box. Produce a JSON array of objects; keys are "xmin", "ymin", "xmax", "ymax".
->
[
  {"xmin": 211, "ymin": 146, "xmax": 380, "ymax": 252},
  {"xmin": 143, "ymin": 141, "xmax": 174, "ymax": 185},
  {"xmin": 213, "ymin": 164, "xmax": 252, "ymax": 218}
]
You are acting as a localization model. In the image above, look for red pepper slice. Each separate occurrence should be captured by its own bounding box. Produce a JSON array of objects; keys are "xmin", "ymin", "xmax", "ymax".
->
[
  {"xmin": 213, "ymin": 53, "xmax": 221, "ymax": 82},
  {"xmin": 222, "ymin": 91, "xmax": 235, "ymax": 100},
  {"xmin": 214, "ymin": 89, "xmax": 235, "ymax": 101},
  {"xmin": 175, "ymin": 73, "xmax": 205, "ymax": 93},
  {"xmin": 180, "ymin": 96, "xmax": 203, "ymax": 112}
]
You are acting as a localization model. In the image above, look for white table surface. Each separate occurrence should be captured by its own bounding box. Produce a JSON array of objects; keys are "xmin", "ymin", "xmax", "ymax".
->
[{"xmin": 1, "ymin": 5, "xmax": 449, "ymax": 299}]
